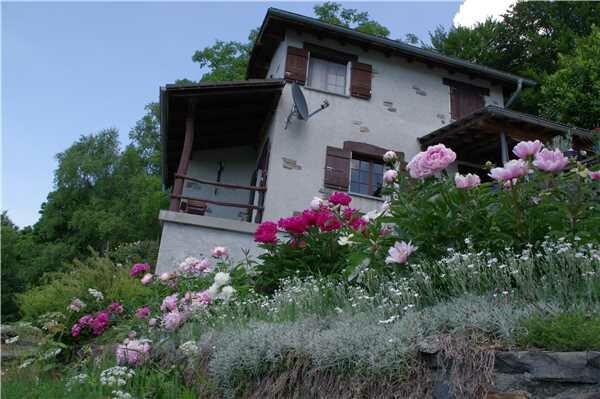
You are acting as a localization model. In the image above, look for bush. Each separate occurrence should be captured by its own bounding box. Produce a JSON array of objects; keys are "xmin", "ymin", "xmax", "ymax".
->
[
  {"xmin": 17, "ymin": 255, "xmax": 154, "ymax": 321},
  {"xmin": 109, "ymin": 240, "xmax": 159, "ymax": 266},
  {"xmin": 516, "ymin": 311, "xmax": 600, "ymax": 351},
  {"xmin": 347, "ymin": 143, "xmax": 599, "ymax": 273}
]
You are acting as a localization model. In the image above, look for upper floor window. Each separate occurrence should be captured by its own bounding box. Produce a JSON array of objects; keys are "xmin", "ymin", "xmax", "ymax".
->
[
  {"xmin": 350, "ymin": 156, "xmax": 385, "ymax": 197},
  {"xmin": 307, "ymin": 57, "xmax": 348, "ymax": 95},
  {"xmin": 443, "ymin": 78, "xmax": 490, "ymax": 120}
]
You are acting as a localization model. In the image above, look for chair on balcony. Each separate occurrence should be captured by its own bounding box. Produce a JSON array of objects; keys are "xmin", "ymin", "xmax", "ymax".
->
[{"xmin": 180, "ymin": 199, "xmax": 208, "ymax": 216}]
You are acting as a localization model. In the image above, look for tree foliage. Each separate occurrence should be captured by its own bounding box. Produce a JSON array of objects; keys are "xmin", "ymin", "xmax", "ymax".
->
[
  {"xmin": 428, "ymin": 2, "xmax": 600, "ymax": 127},
  {"xmin": 539, "ymin": 26, "xmax": 600, "ymax": 130},
  {"xmin": 313, "ymin": 2, "xmax": 390, "ymax": 37}
]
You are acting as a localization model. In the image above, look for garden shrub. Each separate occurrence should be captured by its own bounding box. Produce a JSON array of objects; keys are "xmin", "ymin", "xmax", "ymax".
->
[
  {"xmin": 109, "ymin": 240, "xmax": 159, "ymax": 266},
  {"xmin": 516, "ymin": 311, "xmax": 600, "ymax": 351},
  {"xmin": 17, "ymin": 255, "xmax": 154, "ymax": 320}
]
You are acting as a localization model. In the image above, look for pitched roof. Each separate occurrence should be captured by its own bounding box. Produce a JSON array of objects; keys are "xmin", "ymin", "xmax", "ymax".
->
[{"xmin": 248, "ymin": 8, "xmax": 536, "ymax": 88}]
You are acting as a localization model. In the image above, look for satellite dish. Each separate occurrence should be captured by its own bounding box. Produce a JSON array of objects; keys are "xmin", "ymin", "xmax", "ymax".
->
[
  {"xmin": 292, "ymin": 83, "xmax": 309, "ymax": 120},
  {"xmin": 285, "ymin": 83, "xmax": 330, "ymax": 129}
]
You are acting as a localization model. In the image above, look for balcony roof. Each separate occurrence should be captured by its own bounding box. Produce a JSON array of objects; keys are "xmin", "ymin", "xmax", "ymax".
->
[{"xmin": 160, "ymin": 79, "xmax": 285, "ymax": 187}]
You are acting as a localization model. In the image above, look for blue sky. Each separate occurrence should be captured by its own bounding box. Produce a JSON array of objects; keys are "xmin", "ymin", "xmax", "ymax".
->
[{"xmin": 2, "ymin": 1, "xmax": 463, "ymax": 228}]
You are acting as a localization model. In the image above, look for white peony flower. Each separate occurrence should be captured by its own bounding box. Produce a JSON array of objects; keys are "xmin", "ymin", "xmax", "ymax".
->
[
  {"xmin": 309, "ymin": 197, "xmax": 323, "ymax": 210},
  {"xmin": 213, "ymin": 272, "xmax": 231, "ymax": 287},
  {"xmin": 219, "ymin": 285, "xmax": 236, "ymax": 301}
]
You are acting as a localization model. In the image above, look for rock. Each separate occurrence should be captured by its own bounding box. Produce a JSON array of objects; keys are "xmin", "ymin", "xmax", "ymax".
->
[{"xmin": 487, "ymin": 390, "xmax": 531, "ymax": 399}]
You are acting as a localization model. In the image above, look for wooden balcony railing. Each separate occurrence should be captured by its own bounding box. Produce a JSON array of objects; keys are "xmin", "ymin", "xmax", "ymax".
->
[{"xmin": 169, "ymin": 173, "xmax": 267, "ymax": 223}]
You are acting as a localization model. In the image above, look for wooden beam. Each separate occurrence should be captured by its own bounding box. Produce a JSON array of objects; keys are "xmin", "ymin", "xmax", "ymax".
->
[
  {"xmin": 171, "ymin": 194, "xmax": 264, "ymax": 211},
  {"xmin": 175, "ymin": 174, "xmax": 267, "ymax": 192},
  {"xmin": 169, "ymin": 99, "xmax": 196, "ymax": 211}
]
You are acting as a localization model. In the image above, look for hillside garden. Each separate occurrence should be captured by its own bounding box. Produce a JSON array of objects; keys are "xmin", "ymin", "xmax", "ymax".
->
[{"xmin": 2, "ymin": 139, "xmax": 599, "ymax": 398}]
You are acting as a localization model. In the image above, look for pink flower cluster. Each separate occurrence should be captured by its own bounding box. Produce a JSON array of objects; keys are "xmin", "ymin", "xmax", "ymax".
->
[
  {"xmin": 71, "ymin": 302, "xmax": 124, "ymax": 337},
  {"xmin": 130, "ymin": 263, "xmax": 151, "ymax": 277},
  {"xmin": 489, "ymin": 159, "xmax": 529, "ymax": 181},
  {"xmin": 590, "ymin": 170, "xmax": 600, "ymax": 180},
  {"xmin": 255, "ymin": 221, "xmax": 278, "ymax": 244},
  {"xmin": 407, "ymin": 144, "xmax": 456, "ymax": 179},
  {"xmin": 135, "ymin": 306, "xmax": 151, "ymax": 319},
  {"xmin": 454, "ymin": 173, "xmax": 481, "ymax": 189},
  {"xmin": 116, "ymin": 339, "xmax": 152, "ymax": 367},
  {"xmin": 513, "ymin": 140, "xmax": 542, "ymax": 160},
  {"xmin": 532, "ymin": 149, "xmax": 569, "ymax": 173}
]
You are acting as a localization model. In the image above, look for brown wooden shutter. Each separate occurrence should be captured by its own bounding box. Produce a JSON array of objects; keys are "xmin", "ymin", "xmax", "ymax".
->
[
  {"xmin": 350, "ymin": 62, "xmax": 372, "ymax": 99},
  {"xmin": 324, "ymin": 146, "xmax": 351, "ymax": 191},
  {"xmin": 444, "ymin": 79, "xmax": 488, "ymax": 120},
  {"xmin": 285, "ymin": 46, "xmax": 308, "ymax": 84}
]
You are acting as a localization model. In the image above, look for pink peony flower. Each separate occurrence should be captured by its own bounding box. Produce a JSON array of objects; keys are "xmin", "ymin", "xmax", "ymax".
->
[
  {"xmin": 533, "ymin": 149, "xmax": 569, "ymax": 173},
  {"xmin": 187, "ymin": 291, "xmax": 212, "ymax": 310},
  {"xmin": 328, "ymin": 192, "xmax": 352, "ymax": 206},
  {"xmin": 512, "ymin": 140, "xmax": 542, "ymax": 160},
  {"xmin": 79, "ymin": 315, "xmax": 93, "ymax": 325},
  {"xmin": 343, "ymin": 208, "xmax": 357, "ymax": 220},
  {"xmin": 116, "ymin": 339, "xmax": 151, "ymax": 367},
  {"xmin": 211, "ymin": 246, "xmax": 229, "ymax": 258},
  {"xmin": 590, "ymin": 170, "xmax": 600, "ymax": 180},
  {"xmin": 407, "ymin": 144, "xmax": 456, "ymax": 179},
  {"xmin": 489, "ymin": 159, "xmax": 529, "ymax": 181},
  {"xmin": 135, "ymin": 306, "xmax": 151, "ymax": 319},
  {"xmin": 71, "ymin": 323, "xmax": 82, "ymax": 337},
  {"xmin": 383, "ymin": 151, "xmax": 397, "ymax": 163},
  {"xmin": 90, "ymin": 311, "xmax": 111, "ymax": 336},
  {"xmin": 385, "ymin": 241, "xmax": 417, "ymax": 265},
  {"xmin": 108, "ymin": 302, "xmax": 124, "ymax": 314},
  {"xmin": 350, "ymin": 217, "xmax": 367, "ymax": 231},
  {"xmin": 383, "ymin": 169, "xmax": 398, "ymax": 184},
  {"xmin": 255, "ymin": 221, "xmax": 279, "ymax": 243},
  {"xmin": 67, "ymin": 298, "xmax": 86, "ymax": 312},
  {"xmin": 309, "ymin": 197, "xmax": 323, "ymax": 210},
  {"xmin": 159, "ymin": 272, "xmax": 175, "ymax": 282},
  {"xmin": 301, "ymin": 209, "xmax": 320, "ymax": 226},
  {"xmin": 316, "ymin": 210, "xmax": 342, "ymax": 232},
  {"xmin": 148, "ymin": 318, "xmax": 157, "ymax": 327},
  {"xmin": 162, "ymin": 310, "xmax": 186, "ymax": 331},
  {"xmin": 278, "ymin": 216, "xmax": 308, "ymax": 235},
  {"xmin": 194, "ymin": 258, "xmax": 213, "ymax": 272},
  {"xmin": 160, "ymin": 293, "xmax": 179, "ymax": 312},
  {"xmin": 128, "ymin": 331, "xmax": 137, "ymax": 339},
  {"xmin": 454, "ymin": 173, "xmax": 481, "ymax": 189},
  {"xmin": 140, "ymin": 273, "xmax": 153, "ymax": 285},
  {"xmin": 130, "ymin": 263, "xmax": 151, "ymax": 277}
]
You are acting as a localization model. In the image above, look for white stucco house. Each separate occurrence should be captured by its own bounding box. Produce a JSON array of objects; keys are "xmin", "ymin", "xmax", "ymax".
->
[{"xmin": 155, "ymin": 8, "xmax": 594, "ymax": 272}]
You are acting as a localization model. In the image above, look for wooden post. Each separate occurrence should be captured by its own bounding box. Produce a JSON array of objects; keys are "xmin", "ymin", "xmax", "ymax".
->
[
  {"xmin": 500, "ymin": 131, "xmax": 509, "ymax": 164},
  {"xmin": 169, "ymin": 100, "xmax": 196, "ymax": 211}
]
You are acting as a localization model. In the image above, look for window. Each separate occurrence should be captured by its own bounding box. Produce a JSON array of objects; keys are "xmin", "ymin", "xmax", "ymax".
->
[
  {"xmin": 350, "ymin": 156, "xmax": 385, "ymax": 197},
  {"xmin": 307, "ymin": 57, "xmax": 348, "ymax": 95},
  {"xmin": 443, "ymin": 78, "xmax": 489, "ymax": 120}
]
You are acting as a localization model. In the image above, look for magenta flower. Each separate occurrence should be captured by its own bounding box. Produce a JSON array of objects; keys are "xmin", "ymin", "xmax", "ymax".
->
[
  {"xmin": 108, "ymin": 302, "xmax": 124, "ymax": 314},
  {"xmin": 71, "ymin": 323, "xmax": 82, "ymax": 337},
  {"xmin": 385, "ymin": 241, "xmax": 417, "ymax": 265},
  {"xmin": 194, "ymin": 258, "xmax": 213, "ymax": 272},
  {"xmin": 489, "ymin": 159, "xmax": 529, "ymax": 181},
  {"xmin": 116, "ymin": 339, "xmax": 152, "ymax": 367},
  {"xmin": 301, "ymin": 209, "xmax": 320, "ymax": 226},
  {"xmin": 316, "ymin": 211, "xmax": 342, "ymax": 232},
  {"xmin": 590, "ymin": 170, "xmax": 600, "ymax": 180},
  {"xmin": 130, "ymin": 263, "xmax": 151, "ymax": 277},
  {"xmin": 533, "ymin": 149, "xmax": 569, "ymax": 173},
  {"xmin": 407, "ymin": 144, "xmax": 456, "ymax": 179},
  {"xmin": 513, "ymin": 140, "xmax": 542, "ymax": 160},
  {"xmin": 255, "ymin": 221, "xmax": 278, "ymax": 244},
  {"xmin": 135, "ymin": 306, "xmax": 151, "ymax": 319},
  {"xmin": 383, "ymin": 169, "xmax": 398, "ymax": 184},
  {"xmin": 328, "ymin": 192, "xmax": 352, "ymax": 206},
  {"xmin": 350, "ymin": 217, "xmax": 367, "ymax": 231},
  {"xmin": 90, "ymin": 311, "xmax": 111, "ymax": 336},
  {"xmin": 454, "ymin": 173, "xmax": 481, "ymax": 189},
  {"xmin": 278, "ymin": 216, "xmax": 308, "ymax": 235}
]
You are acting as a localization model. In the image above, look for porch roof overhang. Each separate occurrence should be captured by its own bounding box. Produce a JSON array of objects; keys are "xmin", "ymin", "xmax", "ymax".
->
[
  {"xmin": 418, "ymin": 106, "xmax": 595, "ymax": 166},
  {"xmin": 160, "ymin": 79, "xmax": 285, "ymax": 188}
]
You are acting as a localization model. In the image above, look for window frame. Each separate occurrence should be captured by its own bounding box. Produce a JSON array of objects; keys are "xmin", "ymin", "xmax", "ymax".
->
[
  {"xmin": 304, "ymin": 43, "xmax": 357, "ymax": 97},
  {"xmin": 349, "ymin": 153, "xmax": 385, "ymax": 198}
]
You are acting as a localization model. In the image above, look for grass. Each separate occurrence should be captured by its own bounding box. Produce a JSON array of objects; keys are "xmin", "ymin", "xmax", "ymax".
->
[{"xmin": 516, "ymin": 311, "xmax": 600, "ymax": 351}]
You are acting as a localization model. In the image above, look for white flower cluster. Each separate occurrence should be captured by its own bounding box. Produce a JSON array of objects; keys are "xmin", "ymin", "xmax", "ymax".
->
[
  {"xmin": 206, "ymin": 272, "xmax": 236, "ymax": 302},
  {"xmin": 88, "ymin": 288, "xmax": 104, "ymax": 302},
  {"xmin": 5, "ymin": 335, "xmax": 19, "ymax": 344},
  {"xmin": 112, "ymin": 390, "xmax": 134, "ymax": 399},
  {"xmin": 100, "ymin": 366, "xmax": 135, "ymax": 387},
  {"xmin": 179, "ymin": 340, "xmax": 199, "ymax": 357},
  {"xmin": 65, "ymin": 373, "xmax": 88, "ymax": 390}
]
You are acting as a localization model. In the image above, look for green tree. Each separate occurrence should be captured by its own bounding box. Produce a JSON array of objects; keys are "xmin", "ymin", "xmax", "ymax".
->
[
  {"xmin": 129, "ymin": 102, "xmax": 161, "ymax": 175},
  {"xmin": 313, "ymin": 2, "xmax": 390, "ymax": 37},
  {"xmin": 539, "ymin": 26, "xmax": 600, "ymax": 129}
]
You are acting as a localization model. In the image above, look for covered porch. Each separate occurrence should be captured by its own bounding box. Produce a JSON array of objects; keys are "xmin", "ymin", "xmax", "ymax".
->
[
  {"xmin": 160, "ymin": 79, "xmax": 285, "ymax": 223},
  {"xmin": 418, "ymin": 106, "xmax": 595, "ymax": 177}
]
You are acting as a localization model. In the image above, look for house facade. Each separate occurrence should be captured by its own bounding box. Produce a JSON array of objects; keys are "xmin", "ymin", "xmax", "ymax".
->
[{"xmin": 156, "ymin": 8, "xmax": 593, "ymax": 272}]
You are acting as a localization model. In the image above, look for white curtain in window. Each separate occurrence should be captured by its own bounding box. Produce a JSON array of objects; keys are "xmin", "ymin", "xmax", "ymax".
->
[{"xmin": 308, "ymin": 57, "xmax": 346, "ymax": 95}]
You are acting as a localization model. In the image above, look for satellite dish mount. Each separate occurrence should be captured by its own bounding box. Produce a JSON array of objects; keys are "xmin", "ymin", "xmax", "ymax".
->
[{"xmin": 285, "ymin": 83, "xmax": 330, "ymax": 129}]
